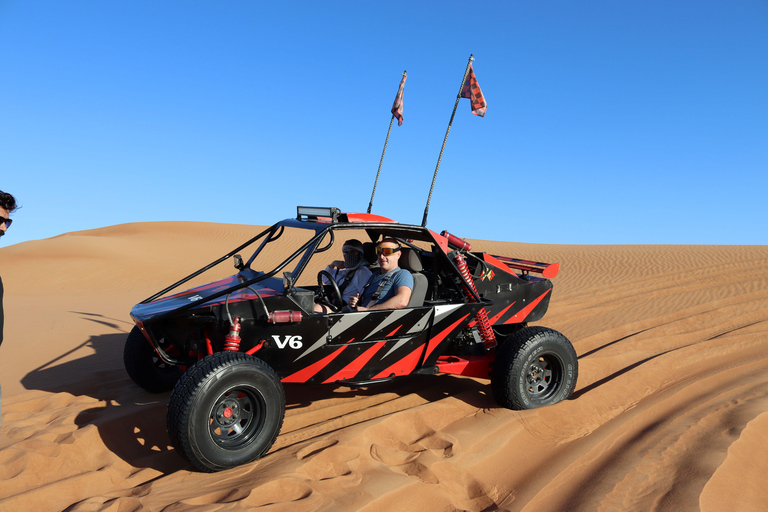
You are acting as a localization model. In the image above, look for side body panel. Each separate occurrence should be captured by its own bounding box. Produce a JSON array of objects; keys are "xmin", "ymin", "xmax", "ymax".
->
[
  {"xmin": 276, "ymin": 303, "xmax": 480, "ymax": 384},
  {"xmin": 471, "ymin": 254, "xmax": 554, "ymax": 325}
]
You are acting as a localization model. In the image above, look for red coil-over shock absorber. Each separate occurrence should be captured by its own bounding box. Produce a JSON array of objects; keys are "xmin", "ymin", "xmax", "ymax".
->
[
  {"xmin": 442, "ymin": 231, "xmax": 497, "ymax": 350},
  {"xmin": 223, "ymin": 316, "xmax": 242, "ymax": 351}
]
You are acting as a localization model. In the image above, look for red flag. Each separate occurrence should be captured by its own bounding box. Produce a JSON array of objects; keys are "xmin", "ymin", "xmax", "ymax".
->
[
  {"xmin": 391, "ymin": 73, "xmax": 406, "ymax": 126},
  {"xmin": 460, "ymin": 63, "xmax": 487, "ymax": 117}
]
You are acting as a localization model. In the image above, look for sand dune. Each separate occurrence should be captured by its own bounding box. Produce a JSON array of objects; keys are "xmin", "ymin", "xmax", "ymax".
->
[{"xmin": 1, "ymin": 222, "xmax": 766, "ymax": 511}]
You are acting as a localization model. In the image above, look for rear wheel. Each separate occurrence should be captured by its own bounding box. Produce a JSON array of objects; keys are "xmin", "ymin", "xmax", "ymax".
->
[
  {"xmin": 123, "ymin": 326, "xmax": 181, "ymax": 393},
  {"xmin": 167, "ymin": 352, "xmax": 285, "ymax": 472},
  {"xmin": 493, "ymin": 322, "xmax": 527, "ymax": 342},
  {"xmin": 491, "ymin": 326, "xmax": 577, "ymax": 410}
]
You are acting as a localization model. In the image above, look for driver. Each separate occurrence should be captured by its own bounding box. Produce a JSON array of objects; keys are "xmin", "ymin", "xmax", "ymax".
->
[{"xmin": 314, "ymin": 239, "xmax": 372, "ymax": 313}]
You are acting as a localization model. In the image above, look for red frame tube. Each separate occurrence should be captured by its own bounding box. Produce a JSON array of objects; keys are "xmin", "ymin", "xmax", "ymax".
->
[
  {"xmin": 491, "ymin": 255, "xmax": 559, "ymax": 278},
  {"xmin": 436, "ymin": 355, "xmax": 494, "ymax": 379},
  {"xmin": 440, "ymin": 230, "xmax": 472, "ymax": 251}
]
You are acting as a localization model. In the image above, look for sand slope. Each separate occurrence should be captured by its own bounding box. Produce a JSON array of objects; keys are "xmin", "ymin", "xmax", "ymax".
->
[{"xmin": 1, "ymin": 222, "xmax": 766, "ymax": 511}]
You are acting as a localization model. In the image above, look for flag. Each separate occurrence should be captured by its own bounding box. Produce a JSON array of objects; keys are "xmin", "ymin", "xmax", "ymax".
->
[
  {"xmin": 391, "ymin": 73, "xmax": 406, "ymax": 126},
  {"xmin": 460, "ymin": 63, "xmax": 487, "ymax": 117}
]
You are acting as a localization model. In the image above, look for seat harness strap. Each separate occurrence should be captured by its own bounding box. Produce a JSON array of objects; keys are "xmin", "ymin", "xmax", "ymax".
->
[{"xmin": 364, "ymin": 269, "xmax": 400, "ymax": 306}]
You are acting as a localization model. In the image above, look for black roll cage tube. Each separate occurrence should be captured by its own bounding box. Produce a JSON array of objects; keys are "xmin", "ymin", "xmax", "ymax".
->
[
  {"xmin": 137, "ymin": 222, "xmax": 343, "ymax": 323},
  {"xmin": 243, "ymin": 225, "xmax": 285, "ymax": 269},
  {"xmin": 140, "ymin": 223, "xmax": 277, "ymax": 304}
]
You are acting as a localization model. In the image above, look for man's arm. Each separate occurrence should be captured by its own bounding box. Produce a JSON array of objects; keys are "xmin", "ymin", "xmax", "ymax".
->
[
  {"xmin": 352, "ymin": 285, "xmax": 411, "ymax": 311},
  {"xmin": 341, "ymin": 267, "xmax": 371, "ymax": 303}
]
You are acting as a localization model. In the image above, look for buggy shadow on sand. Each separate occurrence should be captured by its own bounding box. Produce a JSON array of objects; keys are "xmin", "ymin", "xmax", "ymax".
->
[{"xmin": 124, "ymin": 206, "xmax": 577, "ymax": 471}]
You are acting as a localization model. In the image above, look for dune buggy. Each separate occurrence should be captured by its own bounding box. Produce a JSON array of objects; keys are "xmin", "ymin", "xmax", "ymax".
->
[{"xmin": 124, "ymin": 206, "xmax": 578, "ymax": 472}]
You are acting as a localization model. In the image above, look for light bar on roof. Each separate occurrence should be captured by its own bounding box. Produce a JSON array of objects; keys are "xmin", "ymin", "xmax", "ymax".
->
[{"xmin": 297, "ymin": 206, "xmax": 340, "ymax": 222}]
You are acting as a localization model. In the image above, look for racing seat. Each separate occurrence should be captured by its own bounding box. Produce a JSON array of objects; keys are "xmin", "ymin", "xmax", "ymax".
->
[
  {"xmin": 362, "ymin": 242, "xmax": 378, "ymax": 267},
  {"xmin": 399, "ymin": 248, "xmax": 428, "ymax": 307}
]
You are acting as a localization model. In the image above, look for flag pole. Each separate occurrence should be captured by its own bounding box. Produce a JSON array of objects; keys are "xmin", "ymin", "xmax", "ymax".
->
[
  {"xmin": 368, "ymin": 70, "xmax": 407, "ymax": 214},
  {"xmin": 367, "ymin": 115, "xmax": 395, "ymax": 214},
  {"xmin": 421, "ymin": 55, "xmax": 474, "ymax": 227}
]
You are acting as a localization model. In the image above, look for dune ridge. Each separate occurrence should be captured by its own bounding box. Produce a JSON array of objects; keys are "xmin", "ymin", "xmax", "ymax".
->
[{"xmin": 1, "ymin": 222, "xmax": 766, "ymax": 511}]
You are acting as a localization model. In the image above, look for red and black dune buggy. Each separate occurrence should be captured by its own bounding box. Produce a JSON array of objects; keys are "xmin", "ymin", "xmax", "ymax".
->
[{"xmin": 125, "ymin": 206, "xmax": 578, "ymax": 472}]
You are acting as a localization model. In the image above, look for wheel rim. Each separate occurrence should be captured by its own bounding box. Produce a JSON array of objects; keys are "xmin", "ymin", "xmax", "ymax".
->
[
  {"xmin": 152, "ymin": 354, "xmax": 174, "ymax": 372},
  {"xmin": 152, "ymin": 341, "xmax": 180, "ymax": 378},
  {"xmin": 525, "ymin": 353, "xmax": 564, "ymax": 403},
  {"xmin": 208, "ymin": 386, "xmax": 266, "ymax": 449}
]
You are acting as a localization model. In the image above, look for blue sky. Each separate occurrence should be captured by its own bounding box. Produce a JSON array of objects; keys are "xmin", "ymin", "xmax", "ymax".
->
[{"xmin": 2, "ymin": 1, "xmax": 766, "ymax": 246}]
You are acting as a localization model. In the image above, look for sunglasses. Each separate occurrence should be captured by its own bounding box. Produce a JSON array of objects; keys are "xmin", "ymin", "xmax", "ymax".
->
[
  {"xmin": 376, "ymin": 246, "xmax": 401, "ymax": 256},
  {"xmin": 0, "ymin": 216, "xmax": 11, "ymax": 228}
]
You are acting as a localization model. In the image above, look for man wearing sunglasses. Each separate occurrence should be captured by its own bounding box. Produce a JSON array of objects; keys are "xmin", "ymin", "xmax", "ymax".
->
[
  {"xmin": 348, "ymin": 238, "xmax": 413, "ymax": 311},
  {"xmin": 1, "ymin": 189, "xmax": 18, "ymax": 425}
]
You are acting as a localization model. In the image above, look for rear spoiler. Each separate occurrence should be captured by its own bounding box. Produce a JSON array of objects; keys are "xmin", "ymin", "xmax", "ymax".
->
[{"xmin": 489, "ymin": 255, "xmax": 559, "ymax": 279}]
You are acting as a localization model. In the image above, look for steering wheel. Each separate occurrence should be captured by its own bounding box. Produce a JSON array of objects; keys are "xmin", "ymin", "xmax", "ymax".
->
[{"xmin": 317, "ymin": 270, "xmax": 343, "ymax": 312}]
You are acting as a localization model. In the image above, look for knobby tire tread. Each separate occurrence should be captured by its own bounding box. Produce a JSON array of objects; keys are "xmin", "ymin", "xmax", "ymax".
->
[
  {"xmin": 491, "ymin": 326, "xmax": 577, "ymax": 410},
  {"xmin": 167, "ymin": 352, "xmax": 285, "ymax": 472}
]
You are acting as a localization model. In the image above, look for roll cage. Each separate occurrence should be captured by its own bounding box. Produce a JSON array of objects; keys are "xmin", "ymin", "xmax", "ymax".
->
[{"xmin": 136, "ymin": 208, "xmax": 486, "ymax": 323}]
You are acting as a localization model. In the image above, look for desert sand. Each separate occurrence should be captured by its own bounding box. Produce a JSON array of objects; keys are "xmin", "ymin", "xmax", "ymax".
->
[{"xmin": 1, "ymin": 221, "xmax": 767, "ymax": 511}]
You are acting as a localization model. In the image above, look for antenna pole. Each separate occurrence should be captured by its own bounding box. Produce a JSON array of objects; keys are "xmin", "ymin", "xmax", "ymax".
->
[
  {"xmin": 368, "ymin": 114, "xmax": 395, "ymax": 214},
  {"xmin": 421, "ymin": 55, "xmax": 474, "ymax": 227},
  {"xmin": 368, "ymin": 70, "xmax": 407, "ymax": 214}
]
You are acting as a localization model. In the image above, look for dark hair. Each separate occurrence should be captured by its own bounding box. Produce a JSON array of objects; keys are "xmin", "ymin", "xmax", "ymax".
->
[{"xmin": 0, "ymin": 190, "xmax": 18, "ymax": 213}]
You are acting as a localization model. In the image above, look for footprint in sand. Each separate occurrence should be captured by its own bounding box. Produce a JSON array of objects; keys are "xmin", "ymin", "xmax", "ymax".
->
[
  {"xmin": 239, "ymin": 480, "xmax": 314, "ymax": 507},
  {"xmin": 178, "ymin": 487, "xmax": 253, "ymax": 506},
  {"xmin": 295, "ymin": 437, "xmax": 360, "ymax": 482},
  {"xmin": 0, "ymin": 448, "xmax": 28, "ymax": 480},
  {"xmin": 366, "ymin": 427, "xmax": 460, "ymax": 485}
]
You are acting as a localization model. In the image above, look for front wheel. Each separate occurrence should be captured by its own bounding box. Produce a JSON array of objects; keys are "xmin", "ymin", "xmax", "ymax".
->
[
  {"xmin": 167, "ymin": 352, "xmax": 285, "ymax": 472},
  {"xmin": 491, "ymin": 326, "xmax": 578, "ymax": 410},
  {"xmin": 123, "ymin": 326, "xmax": 181, "ymax": 393}
]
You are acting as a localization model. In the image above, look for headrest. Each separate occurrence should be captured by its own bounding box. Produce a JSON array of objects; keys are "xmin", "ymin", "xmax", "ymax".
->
[
  {"xmin": 362, "ymin": 242, "xmax": 378, "ymax": 265},
  {"xmin": 400, "ymin": 248, "xmax": 423, "ymax": 272}
]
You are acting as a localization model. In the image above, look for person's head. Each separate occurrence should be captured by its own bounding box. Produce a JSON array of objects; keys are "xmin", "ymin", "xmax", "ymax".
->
[
  {"xmin": 0, "ymin": 190, "xmax": 17, "ymax": 240},
  {"xmin": 342, "ymin": 239, "xmax": 365, "ymax": 268},
  {"xmin": 376, "ymin": 238, "xmax": 401, "ymax": 273}
]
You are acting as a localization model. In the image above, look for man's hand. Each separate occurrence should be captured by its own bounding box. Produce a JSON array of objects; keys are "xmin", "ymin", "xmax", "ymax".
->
[
  {"xmin": 328, "ymin": 260, "xmax": 344, "ymax": 270},
  {"xmin": 347, "ymin": 286, "xmax": 411, "ymax": 312},
  {"xmin": 348, "ymin": 293, "xmax": 369, "ymax": 311}
]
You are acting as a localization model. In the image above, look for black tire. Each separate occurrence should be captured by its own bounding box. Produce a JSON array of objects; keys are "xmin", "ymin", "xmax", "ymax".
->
[
  {"xmin": 123, "ymin": 326, "xmax": 181, "ymax": 393},
  {"xmin": 491, "ymin": 326, "xmax": 578, "ymax": 410},
  {"xmin": 167, "ymin": 352, "xmax": 285, "ymax": 472}
]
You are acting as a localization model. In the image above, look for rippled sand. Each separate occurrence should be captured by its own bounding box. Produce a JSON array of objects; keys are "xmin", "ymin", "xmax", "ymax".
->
[{"xmin": 1, "ymin": 222, "xmax": 766, "ymax": 511}]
